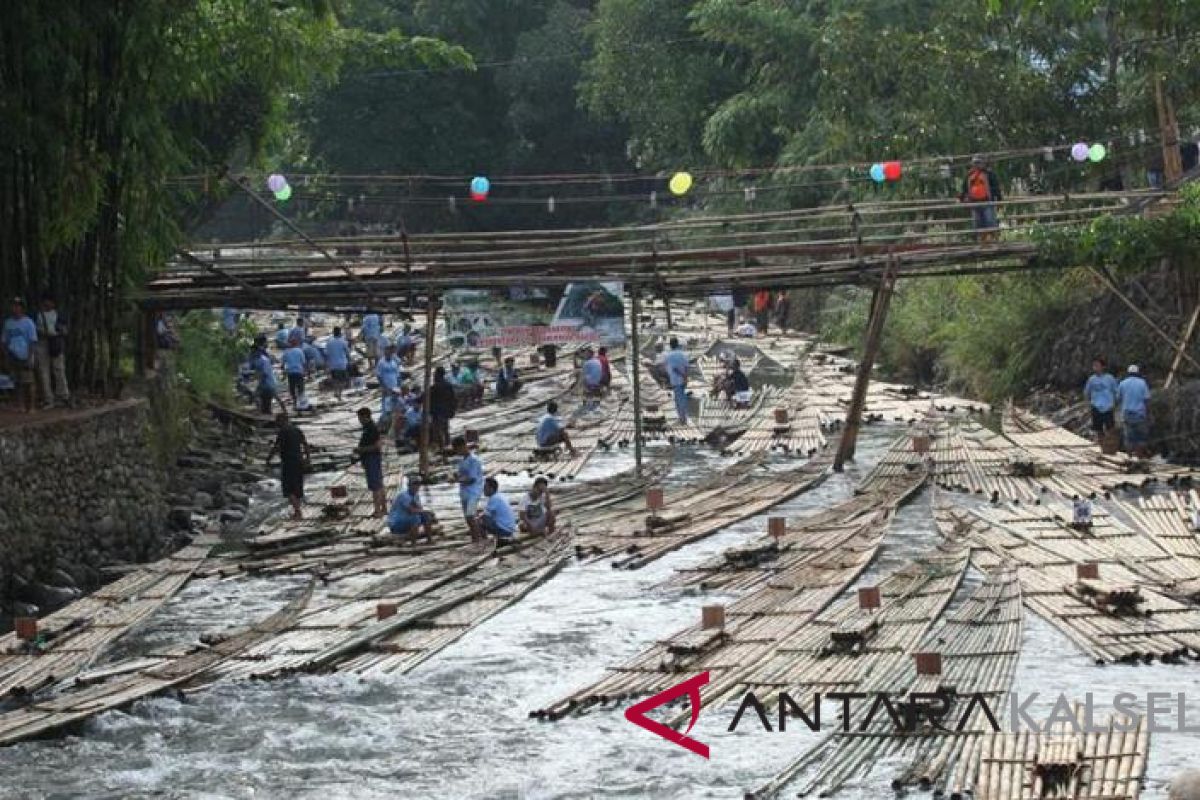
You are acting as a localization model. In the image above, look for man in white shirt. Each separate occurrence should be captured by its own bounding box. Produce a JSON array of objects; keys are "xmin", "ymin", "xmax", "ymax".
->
[
  {"xmin": 34, "ymin": 293, "xmax": 70, "ymax": 408},
  {"xmin": 519, "ymin": 476, "xmax": 556, "ymax": 535}
]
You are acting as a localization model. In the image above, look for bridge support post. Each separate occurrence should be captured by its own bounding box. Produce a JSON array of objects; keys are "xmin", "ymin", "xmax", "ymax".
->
[
  {"xmin": 630, "ymin": 280, "xmax": 644, "ymax": 477},
  {"xmin": 419, "ymin": 291, "xmax": 438, "ymax": 480},
  {"xmin": 834, "ymin": 253, "xmax": 898, "ymax": 472}
]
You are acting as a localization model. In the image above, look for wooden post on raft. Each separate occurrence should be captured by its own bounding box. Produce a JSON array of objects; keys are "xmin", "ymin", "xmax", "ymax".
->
[
  {"xmin": 419, "ymin": 291, "xmax": 438, "ymax": 478},
  {"xmin": 834, "ymin": 252, "xmax": 899, "ymax": 472},
  {"xmin": 630, "ymin": 280, "xmax": 645, "ymax": 477}
]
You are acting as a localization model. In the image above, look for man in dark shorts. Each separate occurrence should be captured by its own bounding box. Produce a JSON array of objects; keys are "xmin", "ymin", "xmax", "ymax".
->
[
  {"xmin": 429, "ymin": 365, "xmax": 458, "ymax": 456},
  {"xmin": 265, "ymin": 413, "xmax": 311, "ymax": 520},
  {"xmin": 1083, "ymin": 357, "xmax": 1118, "ymax": 436},
  {"xmin": 325, "ymin": 326, "xmax": 351, "ymax": 400},
  {"xmin": 355, "ymin": 407, "xmax": 386, "ymax": 517}
]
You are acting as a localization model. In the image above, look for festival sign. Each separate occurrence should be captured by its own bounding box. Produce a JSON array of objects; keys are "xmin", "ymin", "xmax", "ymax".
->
[{"xmin": 444, "ymin": 282, "xmax": 625, "ymax": 349}]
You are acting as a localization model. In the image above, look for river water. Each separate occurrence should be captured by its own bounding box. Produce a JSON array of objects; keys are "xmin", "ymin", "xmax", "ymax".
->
[{"xmin": 1, "ymin": 429, "xmax": 1196, "ymax": 799}]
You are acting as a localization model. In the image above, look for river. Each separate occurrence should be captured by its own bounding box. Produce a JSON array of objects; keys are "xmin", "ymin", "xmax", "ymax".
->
[{"xmin": 1, "ymin": 429, "xmax": 1195, "ymax": 799}]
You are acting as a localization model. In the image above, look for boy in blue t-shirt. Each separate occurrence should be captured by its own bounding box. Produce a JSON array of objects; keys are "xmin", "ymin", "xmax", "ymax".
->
[
  {"xmin": 454, "ymin": 436, "xmax": 485, "ymax": 544},
  {"xmin": 481, "ymin": 477, "xmax": 518, "ymax": 546}
]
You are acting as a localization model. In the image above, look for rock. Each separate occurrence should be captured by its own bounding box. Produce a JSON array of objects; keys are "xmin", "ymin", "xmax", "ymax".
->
[
  {"xmin": 28, "ymin": 582, "xmax": 80, "ymax": 610},
  {"xmin": 225, "ymin": 489, "xmax": 249, "ymax": 508},
  {"xmin": 10, "ymin": 601, "xmax": 39, "ymax": 618},
  {"xmin": 50, "ymin": 568, "xmax": 77, "ymax": 589},
  {"xmin": 219, "ymin": 509, "xmax": 246, "ymax": 523},
  {"xmin": 193, "ymin": 491, "xmax": 213, "ymax": 509},
  {"xmin": 168, "ymin": 507, "xmax": 194, "ymax": 530},
  {"xmin": 1171, "ymin": 770, "xmax": 1200, "ymax": 800},
  {"xmin": 95, "ymin": 515, "xmax": 116, "ymax": 536}
]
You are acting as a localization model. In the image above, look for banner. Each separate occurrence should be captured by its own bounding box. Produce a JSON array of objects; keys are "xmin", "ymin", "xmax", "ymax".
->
[{"xmin": 444, "ymin": 282, "xmax": 624, "ymax": 349}]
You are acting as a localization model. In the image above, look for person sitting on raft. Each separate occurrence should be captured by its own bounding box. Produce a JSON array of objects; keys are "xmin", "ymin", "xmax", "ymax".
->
[
  {"xmin": 728, "ymin": 358, "xmax": 752, "ymax": 407},
  {"xmin": 536, "ymin": 400, "xmax": 579, "ymax": 456},
  {"xmin": 388, "ymin": 474, "xmax": 436, "ymax": 545},
  {"xmin": 519, "ymin": 476, "xmax": 556, "ymax": 535},
  {"xmin": 496, "ymin": 356, "xmax": 521, "ymax": 398},
  {"xmin": 481, "ymin": 477, "xmax": 518, "ymax": 546}
]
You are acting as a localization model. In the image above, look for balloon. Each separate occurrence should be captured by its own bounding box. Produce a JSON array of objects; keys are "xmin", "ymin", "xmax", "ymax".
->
[
  {"xmin": 470, "ymin": 191, "xmax": 487, "ymax": 203},
  {"xmin": 869, "ymin": 163, "xmax": 886, "ymax": 183},
  {"xmin": 267, "ymin": 174, "xmax": 287, "ymax": 193},
  {"xmin": 470, "ymin": 176, "xmax": 490, "ymax": 195},
  {"xmin": 1088, "ymin": 143, "xmax": 1107, "ymax": 162},
  {"xmin": 883, "ymin": 161, "xmax": 902, "ymax": 181},
  {"xmin": 669, "ymin": 172, "xmax": 693, "ymax": 195},
  {"xmin": 1070, "ymin": 142, "xmax": 1089, "ymax": 162},
  {"xmin": 274, "ymin": 184, "xmax": 292, "ymax": 201}
]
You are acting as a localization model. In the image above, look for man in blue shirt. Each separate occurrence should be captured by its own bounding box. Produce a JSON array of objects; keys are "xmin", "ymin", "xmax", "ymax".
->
[
  {"xmin": 376, "ymin": 342, "xmax": 403, "ymax": 395},
  {"xmin": 289, "ymin": 316, "xmax": 306, "ymax": 347},
  {"xmin": 281, "ymin": 339, "xmax": 308, "ymax": 408},
  {"xmin": 581, "ymin": 347, "xmax": 604, "ymax": 412},
  {"xmin": 481, "ymin": 477, "xmax": 517, "ymax": 546},
  {"xmin": 535, "ymin": 400, "xmax": 578, "ymax": 455},
  {"xmin": 222, "ymin": 307, "xmax": 238, "ymax": 336},
  {"xmin": 324, "ymin": 326, "xmax": 350, "ymax": 400},
  {"xmin": 454, "ymin": 436, "xmax": 485, "ymax": 544},
  {"xmin": 663, "ymin": 336, "xmax": 690, "ymax": 423},
  {"xmin": 395, "ymin": 323, "xmax": 416, "ymax": 364},
  {"xmin": 1083, "ymin": 357, "xmax": 1119, "ymax": 436},
  {"xmin": 388, "ymin": 474, "xmax": 436, "ymax": 545},
  {"xmin": 253, "ymin": 338, "xmax": 286, "ymax": 415},
  {"xmin": 361, "ymin": 312, "xmax": 382, "ymax": 367},
  {"xmin": 3, "ymin": 297, "xmax": 37, "ymax": 412},
  {"xmin": 273, "ymin": 323, "xmax": 290, "ymax": 349},
  {"xmin": 1116, "ymin": 364, "xmax": 1152, "ymax": 458}
]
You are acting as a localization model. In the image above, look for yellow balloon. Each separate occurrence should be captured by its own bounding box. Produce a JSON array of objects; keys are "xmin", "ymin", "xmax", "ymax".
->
[{"xmin": 669, "ymin": 171, "xmax": 693, "ymax": 195}]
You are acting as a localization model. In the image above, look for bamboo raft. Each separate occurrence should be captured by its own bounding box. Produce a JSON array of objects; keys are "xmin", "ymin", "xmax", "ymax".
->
[
  {"xmin": 0, "ymin": 534, "xmax": 218, "ymax": 699},
  {"xmin": 749, "ymin": 569, "xmax": 1023, "ymax": 799},
  {"xmin": 942, "ymin": 706, "xmax": 1148, "ymax": 800},
  {"xmin": 937, "ymin": 502, "xmax": 1200, "ymax": 663},
  {"xmin": 532, "ymin": 480, "xmax": 894, "ymax": 721},
  {"xmin": 572, "ymin": 455, "xmax": 832, "ymax": 569},
  {"xmin": 0, "ymin": 580, "xmax": 313, "ymax": 748}
]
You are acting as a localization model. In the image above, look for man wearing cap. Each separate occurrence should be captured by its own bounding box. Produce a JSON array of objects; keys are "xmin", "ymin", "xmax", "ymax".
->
[
  {"xmin": 3, "ymin": 297, "xmax": 37, "ymax": 412},
  {"xmin": 959, "ymin": 155, "xmax": 1003, "ymax": 241},
  {"xmin": 1117, "ymin": 364, "xmax": 1152, "ymax": 458}
]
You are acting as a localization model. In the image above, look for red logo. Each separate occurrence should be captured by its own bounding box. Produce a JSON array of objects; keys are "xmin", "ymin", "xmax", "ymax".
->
[{"xmin": 623, "ymin": 671, "xmax": 710, "ymax": 759}]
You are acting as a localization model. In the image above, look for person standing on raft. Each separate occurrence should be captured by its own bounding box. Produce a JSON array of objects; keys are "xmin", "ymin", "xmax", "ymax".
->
[
  {"xmin": 453, "ymin": 435, "xmax": 485, "ymax": 545},
  {"xmin": 266, "ymin": 412, "xmax": 311, "ymax": 520},
  {"xmin": 663, "ymin": 337, "xmax": 690, "ymax": 424},
  {"xmin": 1116, "ymin": 364, "xmax": 1152, "ymax": 458},
  {"xmin": 1083, "ymin": 357, "xmax": 1119, "ymax": 438},
  {"xmin": 355, "ymin": 407, "xmax": 387, "ymax": 517}
]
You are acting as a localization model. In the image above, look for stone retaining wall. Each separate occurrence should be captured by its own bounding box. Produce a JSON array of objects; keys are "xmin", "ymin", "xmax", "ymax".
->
[{"xmin": 0, "ymin": 400, "xmax": 168, "ymax": 616}]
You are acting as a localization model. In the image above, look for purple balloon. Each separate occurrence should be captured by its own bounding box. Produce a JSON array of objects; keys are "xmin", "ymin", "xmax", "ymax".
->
[
  {"xmin": 1070, "ymin": 143, "xmax": 1089, "ymax": 162},
  {"xmin": 267, "ymin": 173, "xmax": 288, "ymax": 193}
]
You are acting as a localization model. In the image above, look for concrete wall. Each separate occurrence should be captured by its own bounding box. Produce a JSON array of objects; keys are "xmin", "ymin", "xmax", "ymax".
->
[{"xmin": 0, "ymin": 400, "xmax": 168, "ymax": 615}]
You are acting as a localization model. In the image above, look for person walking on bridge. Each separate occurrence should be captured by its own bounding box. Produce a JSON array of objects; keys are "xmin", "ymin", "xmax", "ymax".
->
[
  {"xmin": 959, "ymin": 155, "xmax": 1002, "ymax": 242},
  {"xmin": 1116, "ymin": 364, "xmax": 1152, "ymax": 458}
]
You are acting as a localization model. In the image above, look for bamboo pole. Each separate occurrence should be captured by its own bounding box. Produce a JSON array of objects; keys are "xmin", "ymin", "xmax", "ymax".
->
[
  {"xmin": 1165, "ymin": 300, "xmax": 1200, "ymax": 388},
  {"xmin": 834, "ymin": 251, "xmax": 898, "ymax": 471},
  {"xmin": 630, "ymin": 280, "xmax": 645, "ymax": 477},
  {"xmin": 1088, "ymin": 266, "xmax": 1200, "ymax": 375},
  {"xmin": 419, "ymin": 293, "xmax": 438, "ymax": 478}
]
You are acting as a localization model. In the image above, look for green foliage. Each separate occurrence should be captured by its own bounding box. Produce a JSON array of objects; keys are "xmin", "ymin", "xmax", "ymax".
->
[{"xmin": 175, "ymin": 311, "xmax": 252, "ymax": 403}]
